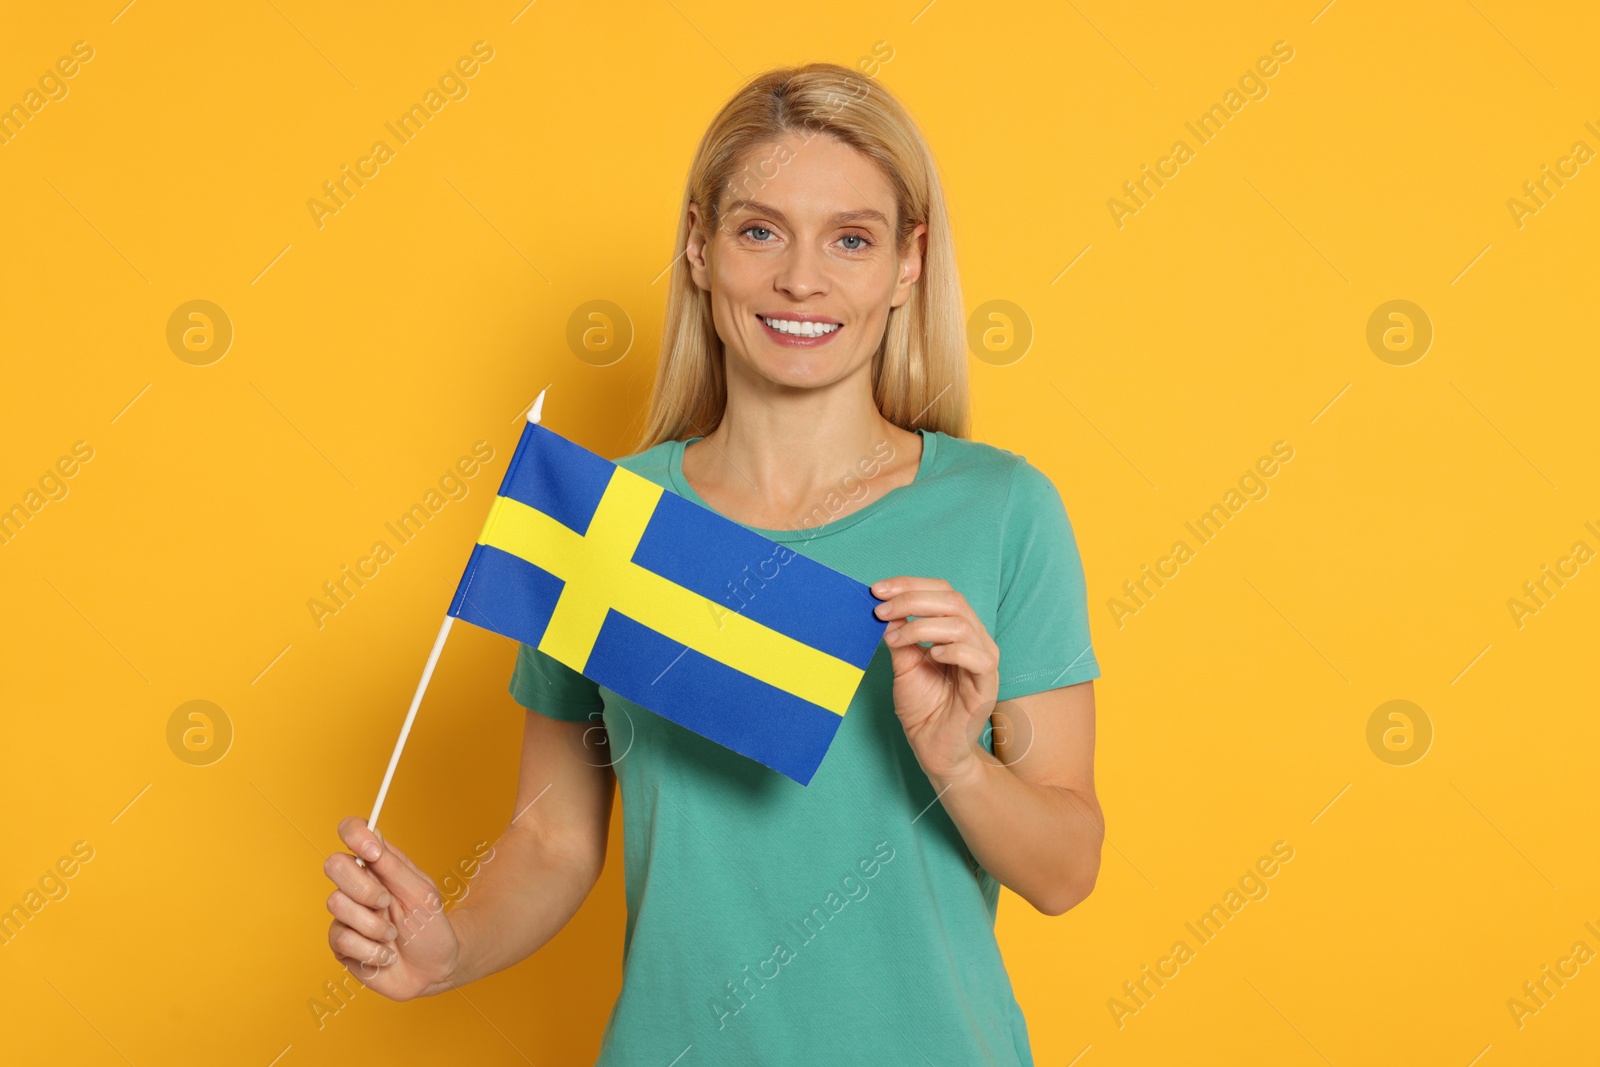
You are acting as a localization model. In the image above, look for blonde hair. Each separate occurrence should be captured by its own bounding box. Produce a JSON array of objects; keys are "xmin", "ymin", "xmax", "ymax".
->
[{"xmin": 633, "ymin": 62, "xmax": 969, "ymax": 452}]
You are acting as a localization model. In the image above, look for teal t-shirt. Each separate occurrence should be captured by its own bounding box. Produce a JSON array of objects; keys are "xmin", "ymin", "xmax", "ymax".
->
[{"xmin": 508, "ymin": 428, "xmax": 1099, "ymax": 1066}]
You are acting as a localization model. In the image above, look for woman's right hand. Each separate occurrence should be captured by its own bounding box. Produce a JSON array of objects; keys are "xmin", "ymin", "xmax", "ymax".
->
[{"xmin": 324, "ymin": 816, "xmax": 462, "ymax": 1001}]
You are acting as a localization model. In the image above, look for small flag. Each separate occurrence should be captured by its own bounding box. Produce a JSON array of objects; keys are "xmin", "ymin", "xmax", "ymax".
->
[{"xmin": 447, "ymin": 417, "xmax": 887, "ymax": 785}]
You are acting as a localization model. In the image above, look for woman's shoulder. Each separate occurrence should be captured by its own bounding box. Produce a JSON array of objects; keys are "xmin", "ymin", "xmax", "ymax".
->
[
  {"xmin": 927, "ymin": 433, "xmax": 1084, "ymax": 560},
  {"xmin": 926, "ymin": 431, "xmax": 1059, "ymax": 504},
  {"xmin": 928, "ymin": 430, "xmax": 1020, "ymax": 470}
]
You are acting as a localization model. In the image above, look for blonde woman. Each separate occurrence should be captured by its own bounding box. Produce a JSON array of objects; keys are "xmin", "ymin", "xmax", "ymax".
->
[{"xmin": 324, "ymin": 62, "xmax": 1103, "ymax": 1065}]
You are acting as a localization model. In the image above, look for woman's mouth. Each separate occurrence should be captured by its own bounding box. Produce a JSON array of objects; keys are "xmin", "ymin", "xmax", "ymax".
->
[{"xmin": 757, "ymin": 314, "xmax": 843, "ymax": 348}]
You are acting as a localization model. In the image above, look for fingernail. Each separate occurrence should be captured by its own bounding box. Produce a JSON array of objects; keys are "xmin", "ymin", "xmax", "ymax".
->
[
  {"xmin": 377, "ymin": 892, "xmax": 392, "ymax": 908},
  {"xmin": 387, "ymin": 924, "xmax": 398, "ymax": 940},
  {"xmin": 363, "ymin": 842, "xmax": 381, "ymax": 861},
  {"xmin": 873, "ymin": 602, "xmax": 888, "ymax": 616}
]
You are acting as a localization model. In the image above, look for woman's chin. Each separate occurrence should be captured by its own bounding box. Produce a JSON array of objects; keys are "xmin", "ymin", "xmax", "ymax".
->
[
  {"xmin": 763, "ymin": 364, "xmax": 843, "ymax": 391},
  {"xmin": 730, "ymin": 341, "xmax": 861, "ymax": 391}
]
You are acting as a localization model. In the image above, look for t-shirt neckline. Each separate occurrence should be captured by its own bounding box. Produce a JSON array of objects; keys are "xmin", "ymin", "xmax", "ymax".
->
[{"xmin": 668, "ymin": 429, "xmax": 938, "ymax": 544}]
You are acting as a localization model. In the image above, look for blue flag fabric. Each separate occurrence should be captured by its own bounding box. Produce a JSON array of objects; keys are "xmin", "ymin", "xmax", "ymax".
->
[{"xmin": 447, "ymin": 419, "xmax": 888, "ymax": 785}]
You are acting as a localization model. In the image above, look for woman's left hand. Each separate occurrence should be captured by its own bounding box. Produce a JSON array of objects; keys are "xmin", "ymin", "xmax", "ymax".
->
[{"xmin": 871, "ymin": 576, "xmax": 999, "ymax": 785}]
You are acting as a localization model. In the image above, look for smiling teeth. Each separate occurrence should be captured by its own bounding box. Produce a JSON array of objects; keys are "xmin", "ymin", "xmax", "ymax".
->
[{"xmin": 761, "ymin": 316, "xmax": 841, "ymax": 337}]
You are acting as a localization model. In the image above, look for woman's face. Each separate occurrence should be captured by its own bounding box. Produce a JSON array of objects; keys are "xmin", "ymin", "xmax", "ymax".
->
[{"xmin": 687, "ymin": 132, "xmax": 926, "ymax": 392}]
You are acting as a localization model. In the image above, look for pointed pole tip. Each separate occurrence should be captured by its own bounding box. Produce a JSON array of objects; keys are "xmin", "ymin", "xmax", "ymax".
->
[{"xmin": 528, "ymin": 387, "xmax": 548, "ymax": 424}]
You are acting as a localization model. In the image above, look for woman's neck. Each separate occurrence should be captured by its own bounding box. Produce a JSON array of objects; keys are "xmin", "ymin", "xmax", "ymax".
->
[{"xmin": 684, "ymin": 396, "xmax": 923, "ymax": 530}]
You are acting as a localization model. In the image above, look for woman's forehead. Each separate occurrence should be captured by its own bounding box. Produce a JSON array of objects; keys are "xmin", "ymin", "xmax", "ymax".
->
[{"xmin": 716, "ymin": 137, "xmax": 898, "ymax": 224}]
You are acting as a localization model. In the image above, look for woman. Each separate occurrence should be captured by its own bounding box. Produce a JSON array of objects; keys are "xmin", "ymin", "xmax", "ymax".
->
[{"xmin": 324, "ymin": 62, "xmax": 1103, "ymax": 1065}]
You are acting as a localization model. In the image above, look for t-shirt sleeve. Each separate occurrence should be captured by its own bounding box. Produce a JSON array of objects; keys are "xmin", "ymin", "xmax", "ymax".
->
[
  {"xmin": 992, "ymin": 457, "xmax": 1100, "ymax": 701},
  {"xmin": 508, "ymin": 641, "xmax": 604, "ymax": 722}
]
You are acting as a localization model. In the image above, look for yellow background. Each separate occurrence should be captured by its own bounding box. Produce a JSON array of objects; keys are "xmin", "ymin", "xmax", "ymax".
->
[{"xmin": 3, "ymin": 1, "xmax": 1597, "ymax": 1063}]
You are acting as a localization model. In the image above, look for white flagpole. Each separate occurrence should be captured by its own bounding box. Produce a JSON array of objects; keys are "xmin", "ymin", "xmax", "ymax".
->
[{"xmin": 359, "ymin": 387, "xmax": 549, "ymax": 864}]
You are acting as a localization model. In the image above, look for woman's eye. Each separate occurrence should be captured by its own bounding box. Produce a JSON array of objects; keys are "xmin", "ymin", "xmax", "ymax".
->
[
  {"xmin": 839, "ymin": 234, "xmax": 871, "ymax": 251},
  {"xmin": 742, "ymin": 226, "xmax": 774, "ymax": 242}
]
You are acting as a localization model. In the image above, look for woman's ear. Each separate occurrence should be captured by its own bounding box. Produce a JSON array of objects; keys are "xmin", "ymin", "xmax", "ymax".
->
[
  {"xmin": 890, "ymin": 221, "xmax": 928, "ymax": 309},
  {"xmin": 684, "ymin": 200, "xmax": 712, "ymax": 291}
]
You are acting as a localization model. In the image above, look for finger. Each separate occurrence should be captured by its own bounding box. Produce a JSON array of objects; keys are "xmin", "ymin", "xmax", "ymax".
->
[
  {"xmin": 327, "ymin": 888, "xmax": 398, "ymax": 942},
  {"xmin": 885, "ymin": 616, "xmax": 974, "ymax": 647},
  {"xmin": 874, "ymin": 589, "xmax": 976, "ymax": 624},
  {"xmin": 371, "ymin": 832, "xmax": 431, "ymax": 883},
  {"xmin": 334, "ymin": 952, "xmax": 382, "ymax": 983},
  {"xmin": 324, "ymin": 852, "xmax": 394, "ymax": 910},
  {"xmin": 328, "ymin": 920, "xmax": 398, "ymax": 969},
  {"xmin": 926, "ymin": 640, "xmax": 1000, "ymax": 678},
  {"xmin": 870, "ymin": 591, "xmax": 979, "ymax": 633},
  {"xmin": 871, "ymin": 576, "xmax": 951, "ymax": 599},
  {"xmin": 885, "ymin": 617, "xmax": 999, "ymax": 679},
  {"xmin": 338, "ymin": 816, "xmax": 386, "ymax": 864},
  {"xmin": 363, "ymin": 839, "xmax": 442, "ymax": 911}
]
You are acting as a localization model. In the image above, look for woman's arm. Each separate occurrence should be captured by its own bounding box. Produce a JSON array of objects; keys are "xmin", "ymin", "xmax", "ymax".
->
[
  {"xmin": 929, "ymin": 682, "xmax": 1102, "ymax": 916},
  {"xmin": 441, "ymin": 709, "xmax": 616, "ymax": 986},
  {"xmin": 872, "ymin": 576, "xmax": 1103, "ymax": 916},
  {"xmin": 325, "ymin": 708, "xmax": 615, "ymax": 999}
]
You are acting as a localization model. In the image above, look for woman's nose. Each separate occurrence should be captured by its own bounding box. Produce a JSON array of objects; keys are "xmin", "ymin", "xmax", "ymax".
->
[{"xmin": 772, "ymin": 243, "xmax": 830, "ymax": 299}]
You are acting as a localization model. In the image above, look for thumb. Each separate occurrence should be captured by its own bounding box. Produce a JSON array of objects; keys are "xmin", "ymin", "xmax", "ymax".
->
[
  {"xmin": 371, "ymin": 854, "xmax": 448, "ymax": 946},
  {"xmin": 371, "ymin": 833, "xmax": 436, "ymax": 893},
  {"xmin": 885, "ymin": 628, "xmax": 935, "ymax": 678},
  {"xmin": 359, "ymin": 829, "xmax": 441, "ymax": 914}
]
